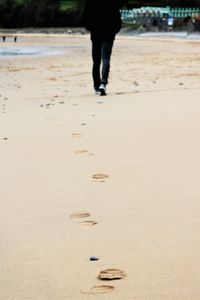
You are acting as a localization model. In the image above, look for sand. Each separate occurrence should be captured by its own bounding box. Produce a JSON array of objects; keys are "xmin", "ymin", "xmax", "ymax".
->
[{"xmin": 1, "ymin": 34, "xmax": 200, "ymax": 299}]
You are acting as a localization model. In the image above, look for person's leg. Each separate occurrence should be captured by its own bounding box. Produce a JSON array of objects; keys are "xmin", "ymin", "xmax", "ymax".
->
[
  {"xmin": 101, "ymin": 41, "xmax": 114, "ymax": 86},
  {"xmin": 92, "ymin": 40, "xmax": 102, "ymax": 90}
]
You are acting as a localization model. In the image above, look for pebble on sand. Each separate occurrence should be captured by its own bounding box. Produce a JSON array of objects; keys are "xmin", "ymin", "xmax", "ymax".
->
[{"xmin": 90, "ymin": 256, "xmax": 99, "ymax": 261}]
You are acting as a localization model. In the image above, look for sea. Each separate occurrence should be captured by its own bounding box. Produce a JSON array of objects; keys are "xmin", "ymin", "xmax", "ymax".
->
[{"xmin": 0, "ymin": 32, "xmax": 200, "ymax": 57}]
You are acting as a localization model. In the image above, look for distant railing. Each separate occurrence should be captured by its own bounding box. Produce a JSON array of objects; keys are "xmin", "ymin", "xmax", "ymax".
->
[
  {"xmin": 170, "ymin": 8, "xmax": 200, "ymax": 18},
  {"xmin": 120, "ymin": 7, "xmax": 200, "ymax": 20},
  {"xmin": 120, "ymin": 9, "xmax": 133, "ymax": 19}
]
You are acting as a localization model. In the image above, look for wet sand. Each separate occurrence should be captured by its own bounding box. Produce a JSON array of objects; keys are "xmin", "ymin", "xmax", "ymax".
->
[{"xmin": 1, "ymin": 35, "xmax": 200, "ymax": 299}]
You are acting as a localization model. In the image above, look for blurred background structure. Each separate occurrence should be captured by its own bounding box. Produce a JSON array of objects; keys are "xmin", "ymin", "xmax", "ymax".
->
[{"xmin": 121, "ymin": 6, "xmax": 200, "ymax": 31}]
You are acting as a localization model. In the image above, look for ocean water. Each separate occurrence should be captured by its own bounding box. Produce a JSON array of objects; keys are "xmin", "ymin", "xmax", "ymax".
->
[
  {"xmin": 0, "ymin": 46, "xmax": 63, "ymax": 57},
  {"xmin": 0, "ymin": 32, "xmax": 199, "ymax": 58},
  {"xmin": 0, "ymin": 45, "xmax": 84, "ymax": 58}
]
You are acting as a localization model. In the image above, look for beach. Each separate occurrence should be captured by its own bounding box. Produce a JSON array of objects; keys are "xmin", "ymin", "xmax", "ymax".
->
[{"xmin": 1, "ymin": 34, "xmax": 200, "ymax": 299}]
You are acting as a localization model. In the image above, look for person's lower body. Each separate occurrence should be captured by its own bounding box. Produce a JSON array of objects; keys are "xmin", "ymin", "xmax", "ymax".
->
[{"xmin": 91, "ymin": 40, "xmax": 114, "ymax": 95}]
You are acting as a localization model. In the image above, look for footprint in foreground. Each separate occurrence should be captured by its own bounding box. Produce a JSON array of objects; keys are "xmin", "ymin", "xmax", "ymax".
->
[
  {"xmin": 93, "ymin": 174, "xmax": 109, "ymax": 182},
  {"xmin": 99, "ymin": 269, "xmax": 126, "ymax": 280},
  {"xmin": 70, "ymin": 212, "xmax": 91, "ymax": 219},
  {"xmin": 70, "ymin": 213, "xmax": 98, "ymax": 226},
  {"xmin": 82, "ymin": 285, "xmax": 114, "ymax": 295},
  {"xmin": 80, "ymin": 220, "xmax": 97, "ymax": 226}
]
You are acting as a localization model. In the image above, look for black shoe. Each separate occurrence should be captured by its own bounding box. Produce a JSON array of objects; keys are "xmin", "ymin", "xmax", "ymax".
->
[{"xmin": 99, "ymin": 84, "xmax": 106, "ymax": 96}]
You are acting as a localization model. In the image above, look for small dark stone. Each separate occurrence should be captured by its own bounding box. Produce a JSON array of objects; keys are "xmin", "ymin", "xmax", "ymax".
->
[
  {"xmin": 90, "ymin": 256, "xmax": 99, "ymax": 261},
  {"xmin": 133, "ymin": 81, "xmax": 139, "ymax": 86}
]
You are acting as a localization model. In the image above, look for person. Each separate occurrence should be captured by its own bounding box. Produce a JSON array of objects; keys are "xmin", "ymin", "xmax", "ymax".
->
[{"xmin": 82, "ymin": 0, "xmax": 122, "ymax": 96}]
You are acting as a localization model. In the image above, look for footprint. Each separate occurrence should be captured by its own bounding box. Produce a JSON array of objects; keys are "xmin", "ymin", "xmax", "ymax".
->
[
  {"xmin": 47, "ymin": 77, "xmax": 57, "ymax": 81},
  {"xmin": 116, "ymin": 92, "xmax": 125, "ymax": 95},
  {"xmin": 75, "ymin": 150, "xmax": 88, "ymax": 154},
  {"xmin": 71, "ymin": 213, "xmax": 98, "ymax": 226},
  {"xmin": 71, "ymin": 133, "xmax": 83, "ymax": 138},
  {"xmin": 80, "ymin": 220, "xmax": 97, "ymax": 226},
  {"xmin": 99, "ymin": 269, "xmax": 126, "ymax": 280},
  {"xmin": 70, "ymin": 212, "xmax": 91, "ymax": 219},
  {"xmin": 82, "ymin": 285, "xmax": 114, "ymax": 295},
  {"xmin": 93, "ymin": 174, "xmax": 109, "ymax": 182}
]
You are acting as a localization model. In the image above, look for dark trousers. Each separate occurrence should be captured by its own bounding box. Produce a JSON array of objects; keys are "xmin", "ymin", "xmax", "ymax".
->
[{"xmin": 91, "ymin": 40, "xmax": 114, "ymax": 89}]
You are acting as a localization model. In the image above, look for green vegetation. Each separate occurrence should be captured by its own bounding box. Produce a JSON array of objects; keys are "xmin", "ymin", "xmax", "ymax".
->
[
  {"xmin": 60, "ymin": 1, "xmax": 76, "ymax": 11},
  {"xmin": 0, "ymin": 0, "xmax": 85, "ymax": 27},
  {"xmin": 0, "ymin": 0, "xmax": 199, "ymax": 28}
]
